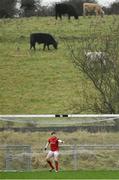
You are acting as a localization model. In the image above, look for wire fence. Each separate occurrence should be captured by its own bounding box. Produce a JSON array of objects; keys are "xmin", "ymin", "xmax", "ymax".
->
[
  {"xmin": 1, "ymin": 144, "xmax": 119, "ymax": 171},
  {"xmin": 0, "ymin": 145, "xmax": 32, "ymax": 171},
  {"xmin": 0, "ymin": 115, "xmax": 119, "ymax": 171}
]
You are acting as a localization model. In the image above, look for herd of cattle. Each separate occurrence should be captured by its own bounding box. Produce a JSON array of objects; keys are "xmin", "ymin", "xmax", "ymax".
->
[
  {"xmin": 30, "ymin": 2, "xmax": 105, "ymax": 57},
  {"xmin": 55, "ymin": 2, "xmax": 104, "ymax": 20}
]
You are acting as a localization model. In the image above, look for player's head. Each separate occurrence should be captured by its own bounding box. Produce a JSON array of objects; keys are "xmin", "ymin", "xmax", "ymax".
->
[{"xmin": 51, "ymin": 131, "xmax": 56, "ymax": 136}]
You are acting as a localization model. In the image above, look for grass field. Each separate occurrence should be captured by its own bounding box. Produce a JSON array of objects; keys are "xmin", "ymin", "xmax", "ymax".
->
[
  {"xmin": 0, "ymin": 15, "xmax": 119, "ymax": 114},
  {"xmin": 0, "ymin": 170, "xmax": 119, "ymax": 179}
]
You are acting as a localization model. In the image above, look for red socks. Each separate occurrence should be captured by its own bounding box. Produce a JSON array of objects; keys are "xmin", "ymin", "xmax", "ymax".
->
[
  {"xmin": 47, "ymin": 160, "xmax": 59, "ymax": 171},
  {"xmin": 47, "ymin": 160, "xmax": 54, "ymax": 169},
  {"xmin": 55, "ymin": 161, "xmax": 59, "ymax": 171}
]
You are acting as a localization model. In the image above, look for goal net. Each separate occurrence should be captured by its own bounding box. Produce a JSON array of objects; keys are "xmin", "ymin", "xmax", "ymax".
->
[
  {"xmin": 0, "ymin": 145, "xmax": 31, "ymax": 171},
  {"xmin": 0, "ymin": 114, "xmax": 119, "ymax": 171}
]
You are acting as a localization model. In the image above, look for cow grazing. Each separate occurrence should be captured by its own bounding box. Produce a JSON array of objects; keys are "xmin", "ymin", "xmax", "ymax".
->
[
  {"xmin": 85, "ymin": 51, "xmax": 106, "ymax": 66},
  {"xmin": 83, "ymin": 3, "xmax": 104, "ymax": 17},
  {"xmin": 30, "ymin": 33, "xmax": 58, "ymax": 51},
  {"xmin": 55, "ymin": 3, "xmax": 78, "ymax": 20}
]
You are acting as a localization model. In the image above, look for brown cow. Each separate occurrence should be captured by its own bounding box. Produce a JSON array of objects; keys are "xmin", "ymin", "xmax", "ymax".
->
[{"xmin": 83, "ymin": 3, "xmax": 104, "ymax": 17}]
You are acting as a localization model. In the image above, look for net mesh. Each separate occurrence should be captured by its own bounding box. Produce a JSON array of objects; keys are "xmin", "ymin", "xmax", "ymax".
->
[{"xmin": 0, "ymin": 115, "xmax": 119, "ymax": 171}]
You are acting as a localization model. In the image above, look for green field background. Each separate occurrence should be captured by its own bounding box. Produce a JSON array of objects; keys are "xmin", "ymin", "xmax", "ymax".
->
[
  {"xmin": 0, "ymin": 16, "xmax": 118, "ymax": 114},
  {"xmin": 1, "ymin": 170, "xmax": 119, "ymax": 179}
]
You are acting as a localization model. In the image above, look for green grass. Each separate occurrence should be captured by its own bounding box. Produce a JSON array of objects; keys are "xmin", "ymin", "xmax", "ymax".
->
[
  {"xmin": 0, "ymin": 170, "xmax": 119, "ymax": 179},
  {"xmin": 0, "ymin": 15, "xmax": 119, "ymax": 114}
]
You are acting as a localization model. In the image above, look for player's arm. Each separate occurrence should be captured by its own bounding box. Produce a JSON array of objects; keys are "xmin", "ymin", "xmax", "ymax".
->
[
  {"xmin": 58, "ymin": 139, "xmax": 64, "ymax": 143},
  {"xmin": 44, "ymin": 142, "xmax": 49, "ymax": 150}
]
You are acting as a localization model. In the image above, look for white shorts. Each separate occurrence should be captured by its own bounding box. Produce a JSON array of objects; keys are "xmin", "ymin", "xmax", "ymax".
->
[{"xmin": 47, "ymin": 150, "xmax": 59, "ymax": 159}]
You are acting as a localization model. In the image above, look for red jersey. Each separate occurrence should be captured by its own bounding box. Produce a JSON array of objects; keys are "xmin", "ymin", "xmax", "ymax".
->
[{"xmin": 48, "ymin": 136, "xmax": 59, "ymax": 151}]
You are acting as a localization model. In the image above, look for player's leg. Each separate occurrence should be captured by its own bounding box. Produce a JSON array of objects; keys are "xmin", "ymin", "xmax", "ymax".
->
[
  {"xmin": 54, "ymin": 151, "xmax": 59, "ymax": 172},
  {"xmin": 46, "ymin": 151, "xmax": 54, "ymax": 171}
]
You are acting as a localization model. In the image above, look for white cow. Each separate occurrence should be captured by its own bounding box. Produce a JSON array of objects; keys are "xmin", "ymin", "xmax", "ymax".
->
[{"xmin": 85, "ymin": 51, "xmax": 106, "ymax": 66}]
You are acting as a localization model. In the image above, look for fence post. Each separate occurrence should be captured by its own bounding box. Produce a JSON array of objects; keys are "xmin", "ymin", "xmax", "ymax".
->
[
  {"xmin": 5, "ymin": 146, "xmax": 13, "ymax": 171},
  {"xmin": 73, "ymin": 144, "xmax": 78, "ymax": 170},
  {"xmin": 27, "ymin": 145, "xmax": 32, "ymax": 171}
]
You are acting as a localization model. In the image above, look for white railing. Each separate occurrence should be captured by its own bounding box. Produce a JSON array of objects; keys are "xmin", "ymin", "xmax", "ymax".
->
[{"xmin": 0, "ymin": 114, "xmax": 119, "ymax": 118}]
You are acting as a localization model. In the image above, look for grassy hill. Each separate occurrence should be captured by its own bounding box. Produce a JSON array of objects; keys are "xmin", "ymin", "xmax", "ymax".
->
[{"xmin": 0, "ymin": 15, "xmax": 118, "ymax": 114}]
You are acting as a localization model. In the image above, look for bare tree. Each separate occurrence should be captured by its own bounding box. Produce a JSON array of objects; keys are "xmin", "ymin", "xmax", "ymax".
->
[
  {"xmin": 64, "ymin": 17, "xmax": 119, "ymax": 113},
  {"xmin": 20, "ymin": 0, "xmax": 42, "ymax": 17},
  {"xmin": 104, "ymin": 1, "xmax": 119, "ymax": 15},
  {"xmin": 0, "ymin": 0, "xmax": 17, "ymax": 18},
  {"xmin": 110, "ymin": 0, "xmax": 119, "ymax": 14}
]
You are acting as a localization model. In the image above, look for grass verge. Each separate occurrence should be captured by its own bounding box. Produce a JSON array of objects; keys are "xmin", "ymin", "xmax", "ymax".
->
[{"xmin": 0, "ymin": 170, "xmax": 119, "ymax": 179}]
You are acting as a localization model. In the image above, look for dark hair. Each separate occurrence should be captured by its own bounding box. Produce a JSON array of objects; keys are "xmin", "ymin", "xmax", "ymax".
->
[{"xmin": 51, "ymin": 131, "xmax": 56, "ymax": 135}]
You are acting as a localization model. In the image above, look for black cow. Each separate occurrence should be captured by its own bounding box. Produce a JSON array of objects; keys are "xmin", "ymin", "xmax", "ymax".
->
[
  {"xmin": 55, "ymin": 3, "xmax": 78, "ymax": 20},
  {"xmin": 30, "ymin": 33, "xmax": 58, "ymax": 50}
]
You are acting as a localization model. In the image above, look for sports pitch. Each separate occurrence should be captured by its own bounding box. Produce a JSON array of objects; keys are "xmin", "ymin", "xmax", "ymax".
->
[{"xmin": 0, "ymin": 170, "xmax": 119, "ymax": 179}]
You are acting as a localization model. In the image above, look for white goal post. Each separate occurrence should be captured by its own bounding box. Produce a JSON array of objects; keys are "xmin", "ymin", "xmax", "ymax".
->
[{"xmin": 0, "ymin": 114, "xmax": 119, "ymax": 118}]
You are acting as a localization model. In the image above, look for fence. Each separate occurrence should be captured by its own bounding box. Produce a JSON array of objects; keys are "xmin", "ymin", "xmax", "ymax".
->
[
  {"xmin": 0, "ymin": 145, "xmax": 32, "ymax": 171},
  {"xmin": 56, "ymin": 144, "xmax": 119, "ymax": 170},
  {"xmin": 1, "ymin": 144, "xmax": 119, "ymax": 171},
  {"xmin": 0, "ymin": 115, "xmax": 119, "ymax": 171}
]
